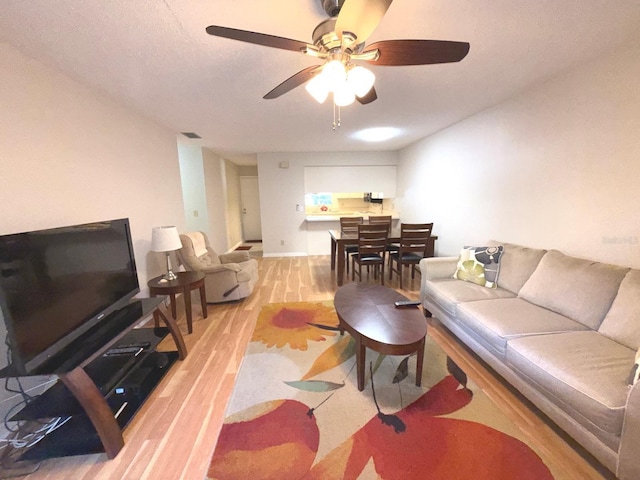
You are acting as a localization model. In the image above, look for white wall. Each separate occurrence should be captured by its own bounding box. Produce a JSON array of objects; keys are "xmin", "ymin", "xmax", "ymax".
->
[
  {"xmin": 178, "ymin": 142, "xmax": 211, "ymax": 236},
  {"xmin": 238, "ymin": 165, "xmax": 258, "ymax": 176},
  {"xmin": 304, "ymin": 165, "xmax": 397, "ymax": 196},
  {"xmin": 257, "ymin": 151, "xmax": 398, "ymax": 256},
  {"xmin": 202, "ymin": 149, "xmax": 231, "ymax": 253},
  {"xmin": 0, "ymin": 43, "xmax": 186, "ymax": 433},
  {"xmin": 0, "ymin": 43, "xmax": 185, "ymax": 289},
  {"xmin": 224, "ymin": 159, "xmax": 243, "ymax": 249},
  {"xmin": 396, "ymin": 43, "xmax": 640, "ymax": 268},
  {"xmin": 179, "ymin": 147, "xmax": 242, "ymax": 253}
]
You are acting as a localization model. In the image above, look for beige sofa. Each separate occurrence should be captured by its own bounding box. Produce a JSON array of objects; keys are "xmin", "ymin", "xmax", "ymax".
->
[
  {"xmin": 178, "ymin": 231, "xmax": 258, "ymax": 303},
  {"xmin": 420, "ymin": 242, "xmax": 640, "ymax": 479}
]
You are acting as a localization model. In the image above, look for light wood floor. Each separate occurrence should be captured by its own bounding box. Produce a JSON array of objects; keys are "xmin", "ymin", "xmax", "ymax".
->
[{"xmin": 19, "ymin": 256, "xmax": 612, "ymax": 479}]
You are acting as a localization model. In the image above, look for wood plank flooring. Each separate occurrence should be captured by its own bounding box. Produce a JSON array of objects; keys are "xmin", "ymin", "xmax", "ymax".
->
[{"xmin": 19, "ymin": 255, "xmax": 611, "ymax": 479}]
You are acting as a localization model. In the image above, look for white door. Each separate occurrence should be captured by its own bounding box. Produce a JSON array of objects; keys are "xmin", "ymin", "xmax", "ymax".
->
[{"xmin": 240, "ymin": 176, "xmax": 262, "ymax": 241}]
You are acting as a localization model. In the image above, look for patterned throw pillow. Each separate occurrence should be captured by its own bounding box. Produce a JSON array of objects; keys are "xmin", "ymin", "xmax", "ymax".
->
[
  {"xmin": 453, "ymin": 246, "xmax": 504, "ymax": 289},
  {"xmin": 627, "ymin": 350, "xmax": 640, "ymax": 386}
]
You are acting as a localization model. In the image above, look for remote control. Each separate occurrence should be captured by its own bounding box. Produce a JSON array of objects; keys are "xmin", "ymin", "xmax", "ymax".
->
[
  {"xmin": 119, "ymin": 342, "xmax": 151, "ymax": 349},
  {"xmin": 104, "ymin": 346, "xmax": 144, "ymax": 356},
  {"xmin": 394, "ymin": 300, "xmax": 421, "ymax": 308}
]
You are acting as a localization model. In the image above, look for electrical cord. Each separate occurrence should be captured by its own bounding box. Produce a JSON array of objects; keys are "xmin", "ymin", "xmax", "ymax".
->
[
  {"xmin": 1, "ymin": 335, "xmax": 71, "ymax": 477},
  {"xmin": 0, "ymin": 441, "xmax": 40, "ymax": 478},
  {"xmin": 1, "ymin": 416, "xmax": 71, "ymax": 449}
]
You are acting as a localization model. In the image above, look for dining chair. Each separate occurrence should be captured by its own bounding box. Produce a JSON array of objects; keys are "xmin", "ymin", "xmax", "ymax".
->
[
  {"xmin": 351, "ymin": 223, "xmax": 389, "ymax": 285},
  {"xmin": 340, "ymin": 216, "xmax": 363, "ymax": 273},
  {"xmin": 388, "ymin": 223, "xmax": 434, "ymax": 289},
  {"xmin": 368, "ymin": 215, "xmax": 397, "ymax": 262},
  {"xmin": 368, "ymin": 215, "xmax": 392, "ymax": 225}
]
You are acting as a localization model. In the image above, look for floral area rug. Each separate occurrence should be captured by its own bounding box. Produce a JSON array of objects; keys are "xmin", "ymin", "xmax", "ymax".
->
[{"xmin": 207, "ymin": 301, "xmax": 565, "ymax": 480}]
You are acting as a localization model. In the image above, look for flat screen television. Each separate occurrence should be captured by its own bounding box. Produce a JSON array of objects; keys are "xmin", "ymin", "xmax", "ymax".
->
[{"xmin": 0, "ymin": 218, "xmax": 140, "ymax": 376}]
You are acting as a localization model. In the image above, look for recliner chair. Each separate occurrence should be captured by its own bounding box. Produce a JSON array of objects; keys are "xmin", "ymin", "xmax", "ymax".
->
[{"xmin": 177, "ymin": 231, "xmax": 258, "ymax": 303}]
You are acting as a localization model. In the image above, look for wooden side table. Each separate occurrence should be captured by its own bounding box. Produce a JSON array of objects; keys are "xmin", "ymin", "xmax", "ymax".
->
[{"xmin": 148, "ymin": 271, "xmax": 207, "ymax": 334}]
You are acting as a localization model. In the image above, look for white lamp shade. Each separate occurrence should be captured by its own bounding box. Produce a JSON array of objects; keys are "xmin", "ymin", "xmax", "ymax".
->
[
  {"xmin": 347, "ymin": 66, "xmax": 375, "ymax": 98},
  {"xmin": 305, "ymin": 74, "xmax": 329, "ymax": 104},
  {"xmin": 322, "ymin": 60, "xmax": 346, "ymax": 92},
  {"xmin": 151, "ymin": 226, "xmax": 182, "ymax": 252},
  {"xmin": 333, "ymin": 81, "xmax": 356, "ymax": 107}
]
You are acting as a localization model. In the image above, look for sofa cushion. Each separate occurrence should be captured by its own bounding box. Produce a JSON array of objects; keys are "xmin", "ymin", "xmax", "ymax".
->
[
  {"xmin": 453, "ymin": 246, "xmax": 503, "ymax": 288},
  {"xmin": 487, "ymin": 241, "xmax": 547, "ymax": 294},
  {"xmin": 180, "ymin": 232, "xmax": 221, "ymax": 269},
  {"xmin": 422, "ymin": 278, "xmax": 515, "ymax": 317},
  {"xmin": 456, "ymin": 298, "xmax": 588, "ymax": 358},
  {"xmin": 184, "ymin": 231, "xmax": 209, "ymax": 258},
  {"xmin": 518, "ymin": 250, "xmax": 629, "ymax": 329},
  {"xmin": 507, "ymin": 331, "xmax": 633, "ymax": 436},
  {"xmin": 599, "ymin": 269, "xmax": 640, "ymax": 350}
]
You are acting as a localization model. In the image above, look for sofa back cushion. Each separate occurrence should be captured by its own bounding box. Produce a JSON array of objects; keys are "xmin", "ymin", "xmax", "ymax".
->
[
  {"xmin": 179, "ymin": 232, "xmax": 221, "ymax": 271},
  {"xmin": 598, "ymin": 269, "xmax": 640, "ymax": 350},
  {"xmin": 518, "ymin": 250, "xmax": 629, "ymax": 329},
  {"xmin": 487, "ymin": 241, "xmax": 547, "ymax": 294},
  {"xmin": 185, "ymin": 231, "xmax": 208, "ymax": 258}
]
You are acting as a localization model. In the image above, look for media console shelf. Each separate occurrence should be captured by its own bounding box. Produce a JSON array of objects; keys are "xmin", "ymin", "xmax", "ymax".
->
[{"xmin": 10, "ymin": 297, "xmax": 187, "ymax": 461}]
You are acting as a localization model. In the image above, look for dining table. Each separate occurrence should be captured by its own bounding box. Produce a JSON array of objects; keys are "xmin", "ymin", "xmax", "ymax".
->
[{"xmin": 329, "ymin": 228, "xmax": 437, "ymax": 286}]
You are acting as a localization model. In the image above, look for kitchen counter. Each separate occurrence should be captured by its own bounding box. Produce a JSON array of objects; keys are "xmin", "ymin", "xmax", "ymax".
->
[{"xmin": 305, "ymin": 212, "xmax": 400, "ymax": 222}]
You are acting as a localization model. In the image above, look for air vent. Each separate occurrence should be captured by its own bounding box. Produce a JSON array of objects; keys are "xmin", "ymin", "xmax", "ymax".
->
[{"xmin": 181, "ymin": 132, "xmax": 201, "ymax": 139}]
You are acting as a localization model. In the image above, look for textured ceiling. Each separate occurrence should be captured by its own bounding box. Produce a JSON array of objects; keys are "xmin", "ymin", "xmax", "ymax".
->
[{"xmin": 2, "ymin": 1, "xmax": 640, "ymax": 165}]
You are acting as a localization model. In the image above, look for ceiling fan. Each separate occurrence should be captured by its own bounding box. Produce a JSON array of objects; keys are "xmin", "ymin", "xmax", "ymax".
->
[{"xmin": 205, "ymin": 0, "xmax": 469, "ymax": 109}]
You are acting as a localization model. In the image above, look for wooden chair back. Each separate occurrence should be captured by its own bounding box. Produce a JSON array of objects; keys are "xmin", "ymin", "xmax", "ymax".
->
[
  {"xmin": 352, "ymin": 223, "xmax": 389, "ymax": 284},
  {"xmin": 340, "ymin": 216, "xmax": 364, "ymax": 236},
  {"xmin": 356, "ymin": 223, "xmax": 389, "ymax": 258},
  {"xmin": 399, "ymin": 223, "xmax": 433, "ymax": 257},
  {"xmin": 388, "ymin": 223, "xmax": 433, "ymax": 288},
  {"xmin": 368, "ymin": 215, "xmax": 392, "ymax": 225}
]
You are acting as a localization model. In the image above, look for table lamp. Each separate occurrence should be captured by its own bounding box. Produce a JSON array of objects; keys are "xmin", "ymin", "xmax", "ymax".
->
[{"xmin": 151, "ymin": 226, "xmax": 182, "ymax": 281}]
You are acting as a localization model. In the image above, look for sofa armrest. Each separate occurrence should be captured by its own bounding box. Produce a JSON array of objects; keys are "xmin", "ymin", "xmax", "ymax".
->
[
  {"xmin": 201, "ymin": 263, "xmax": 241, "ymax": 274},
  {"xmin": 420, "ymin": 257, "xmax": 458, "ymax": 306},
  {"xmin": 617, "ymin": 382, "xmax": 640, "ymax": 479},
  {"xmin": 220, "ymin": 251, "xmax": 250, "ymax": 264},
  {"xmin": 419, "ymin": 256, "xmax": 458, "ymax": 281}
]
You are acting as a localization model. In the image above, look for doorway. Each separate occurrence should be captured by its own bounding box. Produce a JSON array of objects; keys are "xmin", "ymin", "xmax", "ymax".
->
[{"xmin": 240, "ymin": 176, "xmax": 262, "ymax": 241}]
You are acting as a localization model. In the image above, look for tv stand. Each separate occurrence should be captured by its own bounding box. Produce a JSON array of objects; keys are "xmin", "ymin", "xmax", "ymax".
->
[{"xmin": 11, "ymin": 297, "xmax": 187, "ymax": 461}]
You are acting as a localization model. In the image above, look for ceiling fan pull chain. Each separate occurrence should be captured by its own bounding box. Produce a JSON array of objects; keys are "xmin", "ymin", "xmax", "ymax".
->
[
  {"xmin": 332, "ymin": 98, "xmax": 337, "ymax": 131},
  {"xmin": 332, "ymin": 98, "xmax": 342, "ymax": 131}
]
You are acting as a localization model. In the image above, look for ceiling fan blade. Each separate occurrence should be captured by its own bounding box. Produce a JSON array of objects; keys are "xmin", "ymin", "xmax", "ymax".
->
[
  {"xmin": 361, "ymin": 39, "xmax": 470, "ymax": 66},
  {"xmin": 356, "ymin": 86, "xmax": 377, "ymax": 105},
  {"xmin": 263, "ymin": 65, "xmax": 323, "ymax": 99},
  {"xmin": 205, "ymin": 25, "xmax": 310, "ymax": 53},
  {"xmin": 335, "ymin": 0, "xmax": 393, "ymax": 44}
]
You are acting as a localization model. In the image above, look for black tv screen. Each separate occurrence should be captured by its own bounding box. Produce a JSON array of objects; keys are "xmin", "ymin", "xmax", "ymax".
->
[{"xmin": 0, "ymin": 218, "xmax": 140, "ymax": 375}]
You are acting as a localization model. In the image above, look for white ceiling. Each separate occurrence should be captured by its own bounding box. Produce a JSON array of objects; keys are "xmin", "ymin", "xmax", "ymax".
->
[{"xmin": 2, "ymin": 1, "xmax": 640, "ymax": 166}]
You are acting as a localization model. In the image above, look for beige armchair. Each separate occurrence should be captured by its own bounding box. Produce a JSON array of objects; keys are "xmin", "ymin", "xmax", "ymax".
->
[{"xmin": 177, "ymin": 231, "xmax": 258, "ymax": 303}]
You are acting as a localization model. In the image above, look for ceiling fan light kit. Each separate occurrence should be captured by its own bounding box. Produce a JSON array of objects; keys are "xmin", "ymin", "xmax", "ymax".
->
[
  {"xmin": 323, "ymin": 59, "xmax": 348, "ymax": 88},
  {"xmin": 304, "ymin": 59, "xmax": 375, "ymax": 106},
  {"xmin": 206, "ymin": 0, "xmax": 469, "ymax": 128},
  {"xmin": 305, "ymin": 75, "xmax": 330, "ymax": 103},
  {"xmin": 334, "ymin": 82, "xmax": 356, "ymax": 107},
  {"xmin": 347, "ymin": 66, "xmax": 375, "ymax": 98}
]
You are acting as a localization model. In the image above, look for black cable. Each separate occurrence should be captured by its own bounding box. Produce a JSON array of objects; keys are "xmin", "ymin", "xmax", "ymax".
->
[
  {"xmin": 0, "ymin": 441, "xmax": 41, "ymax": 478},
  {"xmin": 0, "ymin": 334, "xmax": 68, "ymax": 477}
]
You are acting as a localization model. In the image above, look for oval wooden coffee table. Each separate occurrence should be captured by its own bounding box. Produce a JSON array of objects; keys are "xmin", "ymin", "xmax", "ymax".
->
[{"xmin": 334, "ymin": 283, "xmax": 428, "ymax": 391}]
